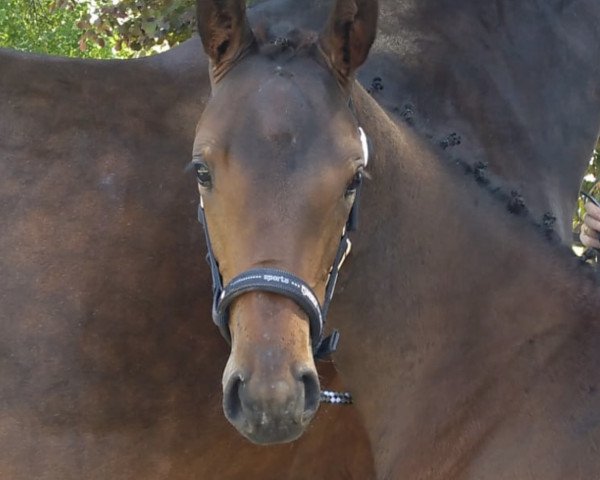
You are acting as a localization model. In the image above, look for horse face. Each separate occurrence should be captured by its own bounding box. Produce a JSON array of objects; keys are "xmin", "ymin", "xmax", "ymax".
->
[{"xmin": 194, "ymin": 0, "xmax": 377, "ymax": 444}]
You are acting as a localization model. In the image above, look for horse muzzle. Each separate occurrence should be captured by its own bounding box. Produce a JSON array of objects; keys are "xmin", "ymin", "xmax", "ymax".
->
[{"xmin": 222, "ymin": 366, "xmax": 320, "ymax": 444}]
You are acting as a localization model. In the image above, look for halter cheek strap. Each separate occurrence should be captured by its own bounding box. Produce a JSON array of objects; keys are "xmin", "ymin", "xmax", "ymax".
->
[
  {"xmin": 197, "ymin": 204, "xmax": 350, "ymax": 358},
  {"xmin": 197, "ymin": 127, "xmax": 368, "ymax": 359}
]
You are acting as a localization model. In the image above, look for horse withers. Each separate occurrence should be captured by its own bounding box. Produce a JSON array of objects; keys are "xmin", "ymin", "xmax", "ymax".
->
[{"xmin": 194, "ymin": 0, "xmax": 378, "ymax": 443}]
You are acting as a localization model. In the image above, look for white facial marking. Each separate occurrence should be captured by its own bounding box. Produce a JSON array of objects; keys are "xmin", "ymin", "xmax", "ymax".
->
[{"xmin": 359, "ymin": 127, "xmax": 369, "ymax": 167}]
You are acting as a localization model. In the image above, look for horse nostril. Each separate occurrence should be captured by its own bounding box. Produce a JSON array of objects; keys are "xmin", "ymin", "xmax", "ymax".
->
[
  {"xmin": 223, "ymin": 373, "xmax": 244, "ymax": 423},
  {"xmin": 299, "ymin": 370, "xmax": 320, "ymax": 420}
]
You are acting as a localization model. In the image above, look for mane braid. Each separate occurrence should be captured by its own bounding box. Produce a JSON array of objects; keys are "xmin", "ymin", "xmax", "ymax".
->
[{"xmin": 451, "ymin": 155, "xmax": 563, "ymax": 243}]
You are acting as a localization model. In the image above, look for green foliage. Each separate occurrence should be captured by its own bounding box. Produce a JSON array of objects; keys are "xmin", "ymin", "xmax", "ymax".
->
[
  {"xmin": 67, "ymin": 0, "xmax": 195, "ymax": 55},
  {"xmin": 0, "ymin": 0, "xmax": 263, "ymax": 58},
  {"xmin": 574, "ymin": 140, "xmax": 600, "ymax": 235},
  {"xmin": 0, "ymin": 0, "xmax": 122, "ymax": 58},
  {"xmin": 57, "ymin": 0, "xmax": 257, "ymax": 56}
]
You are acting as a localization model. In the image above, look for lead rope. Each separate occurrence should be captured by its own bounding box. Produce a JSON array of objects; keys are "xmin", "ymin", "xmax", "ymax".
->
[{"xmin": 320, "ymin": 390, "xmax": 353, "ymax": 405}]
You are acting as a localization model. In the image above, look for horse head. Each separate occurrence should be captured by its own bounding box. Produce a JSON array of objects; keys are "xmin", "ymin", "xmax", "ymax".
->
[{"xmin": 193, "ymin": 0, "xmax": 377, "ymax": 444}]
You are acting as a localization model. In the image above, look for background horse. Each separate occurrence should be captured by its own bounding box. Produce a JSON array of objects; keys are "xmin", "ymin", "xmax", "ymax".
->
[{"xmin": 360, "ymin": 0, "xmax": 600, "ymax": 243}]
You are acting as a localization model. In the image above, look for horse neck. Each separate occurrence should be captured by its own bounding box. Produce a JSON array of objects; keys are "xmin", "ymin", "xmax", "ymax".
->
[{"xmin": 331, "ymin": 84, "xmax": 600, "ymax": 475}]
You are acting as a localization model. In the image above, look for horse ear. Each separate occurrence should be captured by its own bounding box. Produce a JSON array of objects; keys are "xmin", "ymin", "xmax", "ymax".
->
[
  {"xmin": 196, "ymin": 0, "xmax": 256, "ymax": 78},
  {"xmin": 319, "ymin": 0, "xmax": 378, "ymax": 79}
]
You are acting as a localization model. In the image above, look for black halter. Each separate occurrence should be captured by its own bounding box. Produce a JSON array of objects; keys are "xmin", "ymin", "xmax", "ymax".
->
[{"xmin": 197, "ymin": 125, "xmax": 369, "ymax": 359}]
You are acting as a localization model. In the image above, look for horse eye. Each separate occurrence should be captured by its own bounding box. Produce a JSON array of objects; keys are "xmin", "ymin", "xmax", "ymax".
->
[
  {"xmin": 345, "ymin": 170, "xmax": 363, "ymax": 197},
  {"xmin": 194, "ymin": 162, "xmax": 212, "ymax": 188}
]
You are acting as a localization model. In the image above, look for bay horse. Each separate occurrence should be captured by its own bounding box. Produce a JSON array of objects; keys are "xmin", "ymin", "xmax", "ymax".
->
[
  {"xmin": 2, "ymin": 0, "xmax": 599, "ymax": 477},
  {"xmin": 194, "ymin": 0, "xmax": 600, "ymax": 477},
  {"xmin": 0, "ymin": 37, "xmax": 375, "ymax": 480}
]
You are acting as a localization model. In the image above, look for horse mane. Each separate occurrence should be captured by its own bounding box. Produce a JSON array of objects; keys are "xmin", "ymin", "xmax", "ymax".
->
[
  {"xmin": 436, "ymin": 130, "xmax": 600, "ymax": 320},
  {"xmin": 438, "ymin": 137, "xmax": 600, "ymax": 312},
  {"xmin": 452, "ymin": 157, "xmax": 559, "ymax": 240},
  {"xmin": 386, "ymin": 104, "xmax": 565, "ymax": 244},
  {"xmin": 355, "ymin": 83, "xmax": 600, "ymax": 324},
  {"xmin": 390, "ymin": 91, "xmax": 600, "ymax": 277}
]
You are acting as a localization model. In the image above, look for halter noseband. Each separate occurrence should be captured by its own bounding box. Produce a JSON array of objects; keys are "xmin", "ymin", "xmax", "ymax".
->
[{"xmin": 197, "ymin": 125, "xmax": 369, "ymax": 359}]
